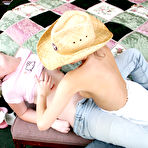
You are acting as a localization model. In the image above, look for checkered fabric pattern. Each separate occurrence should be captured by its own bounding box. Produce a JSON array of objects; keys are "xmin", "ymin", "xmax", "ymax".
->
[{"xmin": 0, "ymin": 0, "xmax": 148, "ymax": 66}]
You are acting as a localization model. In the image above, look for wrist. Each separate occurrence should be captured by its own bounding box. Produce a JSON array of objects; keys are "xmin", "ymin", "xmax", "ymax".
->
[
  {"xmin": 38, "ymin": 93, "xmax": 46, "ymax": 98},
  {"xmin": 37, "ymin": 94, "xmax": 47, "ymax": 102}
]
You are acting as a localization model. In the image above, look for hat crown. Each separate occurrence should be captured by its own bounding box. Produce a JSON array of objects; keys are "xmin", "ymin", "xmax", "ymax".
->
[
  {"xmin": 37, "ymin": 10, "xmax": 113, "ymax": 70},
  {"xmin": 51, "ymin": 11, "xmax": 95, "ymax": 55}
]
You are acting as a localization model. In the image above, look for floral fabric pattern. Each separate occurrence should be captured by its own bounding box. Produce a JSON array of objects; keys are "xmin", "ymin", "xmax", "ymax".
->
[
  {"xmin": 0, "ymin": 0, "xmax": 148, "ymax": 73},
  {"xmin": 87, "ymin": 2, "xmax": 123, "ymax": 21},
  {"xmin": 61, "ymin": 0, "xmax": 75, "ymax": 2},
  {"xmin": 22, "ymin": 29, "xmax": 45, "ymax": 53},
  {"xmin": 120, "ymin": 32, "xmax": 148, "ymax": 60},
  {"xmin": 111, "ymin": 12, "xmax": 147, "ymax": 30},
  {"xmin": 0, "ymin": 32, "xmax": 19, "ymax": 56},
  {"xmin": 141, "ymin": 1, "xmax": 148, "ymax": 8},
  {"xmin": 12, "ymin": 3, "xmax": 48, "ymax": 18},
  {"xmin": 128, "ymin": 0, "xmax": 147, "ymax": 4},
  {"xmin": 0, "ymin": 11, "xmax": 24, "ymax": 31},
  {"xmin": 107, "ymin": 39, "xmax": 117, "ymax": 49},
  {"xmin": 137, "ymin": 21, "xmax": 148, "ymax": 36},
  {"xmin": 53, "ymin": 3, "xmax": 84, "ymax": 15},
  {"xmin": 5, "ymin": 19, "xmax": 43, "ymax": 45},
  {"xmin": 36, "ymin": 0, "xmax": 65, "ymax": 10},
  {"xmin": 127, "ymin": 5, "xmax": 148, "ymax": 19}
]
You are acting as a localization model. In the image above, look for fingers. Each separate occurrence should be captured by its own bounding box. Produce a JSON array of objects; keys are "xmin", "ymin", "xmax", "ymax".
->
[
  {"xmin": 42, "ymin": 71, "xmax": 53, "ymax": 88},
  {"xmin": 35, "ymin": 73, "xmax": 53, "ymax": 92},
  {"xmin": 44, "ymin": 71, "xmax": 49, "ymax": 82},
  {"xmin": 47, "ymin": 75, "xmax": 52, "ymax": 84},
  {"xmin": 59, "ymin": 125, "xmax": 71, "ymax": 133},
  {"xmin": 37, "ymin": 70, "xmax": 51, "ymax": 83},
  {"xmin": 52, "ymin": 120, "xmax": 71, "ymax": 133},
  {"xmin": 62, "ymin": 121, "xmax": 71, "ymax": 133},
  {"xmin": 48, "ymin": 76, "xmax": 54, "ymax": 89},
  {"xmin": 35, "ymin": 75, "xmax": 40, "ymax": 83},
  {"xmin": 40, "ymin": 70, "xmax": 44, "ymax": 81},
  {"xmin": 62, "ymin": 127, "xmax": 71, "ymax": 133}
]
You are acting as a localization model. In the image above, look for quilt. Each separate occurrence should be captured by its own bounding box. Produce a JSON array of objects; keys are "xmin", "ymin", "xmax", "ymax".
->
[
  {"xmin": 0, "ymin": 1, "xmax": 148, "ymax": 147},
  {"xmin": 0, "ymin": 0, "xmax": 148, "ymax": 72}
]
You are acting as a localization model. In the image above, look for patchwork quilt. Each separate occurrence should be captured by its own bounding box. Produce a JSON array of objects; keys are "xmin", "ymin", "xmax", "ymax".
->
[
  {"xmin": 0, "ymin": 1, "xmax": 148, "ymax": 147},
  {"xmin": 0, "ymin": 0, "xmax": 148, "ymax": 72}
]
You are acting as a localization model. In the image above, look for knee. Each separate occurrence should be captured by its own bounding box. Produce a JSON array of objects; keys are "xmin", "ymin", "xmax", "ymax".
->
[{"xmin": 126, "ymin": 48, "xmax": 141, "ymax": 62}]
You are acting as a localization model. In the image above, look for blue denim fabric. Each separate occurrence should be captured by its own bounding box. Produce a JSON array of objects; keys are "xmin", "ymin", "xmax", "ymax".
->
[
  {"xmin": 115, "ymin": 48, "xmax": 148, "ymax": 90},
  {"xmin": 73, "ymin": 49, "xmax": 148, "ymax": 148},
  {"xmin": 86, "ymin": 140, "xmax": 123, "ymax": 148},
  {"xmin": 73, "ymin": 98, "xmax": 148, "ymax": 148}
]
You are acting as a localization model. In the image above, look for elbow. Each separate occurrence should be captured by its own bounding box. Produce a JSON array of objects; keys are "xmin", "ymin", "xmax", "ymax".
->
[
  {"xmin": 37, "ymin": 121, "xmax": 50, "ymax": 131},
  {"xmin": 18, "ymin": 112, "xmax": 27, "ymax": 122}
]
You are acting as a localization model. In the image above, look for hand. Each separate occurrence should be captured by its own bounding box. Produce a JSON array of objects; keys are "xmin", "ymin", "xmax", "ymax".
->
[
  {"xmin": 36, "ymin": 70, "xmax": 53, "ymax": 97},
  {"xmin": 51, "ymin": 119, "xmax": 71, "ymax": 133}
]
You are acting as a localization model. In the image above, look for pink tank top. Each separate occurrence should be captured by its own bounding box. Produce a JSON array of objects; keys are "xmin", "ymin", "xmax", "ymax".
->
[{"xmin": 2, "ymin": 48, "xmax": 43, "ymax": 104}]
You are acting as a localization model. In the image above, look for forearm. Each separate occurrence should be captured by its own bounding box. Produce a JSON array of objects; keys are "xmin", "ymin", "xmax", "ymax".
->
[
  {"xmin": 9, "ymin": 102, "xmax": 37, "ymax": 124},
  {"xmin": 37, "ymin": 94, "xmax": 73, "ymax": 131},
  {"xmin": 36, "ymin": 94, "xmax": 48, "ymax": 128},
  {"xmin": 36, "ymin": 73, "xmax": 75, "ymax": 131},
  {"xmin": 19, "ymin": 108, "xmax": 37, "ymax": 124},
  {"xmin": 16, "ymin": 103, "xmax": 69, "ymax": 132}
]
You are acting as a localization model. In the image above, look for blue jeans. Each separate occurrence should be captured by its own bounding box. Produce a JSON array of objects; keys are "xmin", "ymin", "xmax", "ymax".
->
[
  {"xmin": 115, "ymin": 48, "xmax": 148, "ymax": 90},
  {"xmin": 74, "ymin": 99, "xmax": 148, "ymax": 148},
  {"xmin": 73, "ymin": 48, "xmax": 148, "ymax": 148},
  {"xmin": 86, "ymin": 140, "xmax": 122, "ymax": 148}
]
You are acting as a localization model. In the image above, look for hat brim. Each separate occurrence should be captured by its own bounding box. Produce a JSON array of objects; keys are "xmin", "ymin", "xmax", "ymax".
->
[{"xmin": 37, "ymin": 15, "xmax": 113, "ymax": 70}]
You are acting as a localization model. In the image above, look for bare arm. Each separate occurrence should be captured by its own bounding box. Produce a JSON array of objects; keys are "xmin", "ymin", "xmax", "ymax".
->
[
  {"xmin": 8, "ymin": 102, "xmax": 36, "ymax": 123},
  {"xmin": 36, "ymin": 71, "xmax": 76, "ymax": 131},
  {"xmin": 9, "ymin": 101, "xmax": 71, "ymax": 133}
]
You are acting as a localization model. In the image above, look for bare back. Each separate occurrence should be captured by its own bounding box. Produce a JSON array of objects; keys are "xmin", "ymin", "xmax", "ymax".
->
[
  {"xmin": 69, "ymin": 46, "xmax": 128, "ymax": 111},
  {"xmin": 34, "ymin": 46, "xmax": 127, "ymax": 128}
]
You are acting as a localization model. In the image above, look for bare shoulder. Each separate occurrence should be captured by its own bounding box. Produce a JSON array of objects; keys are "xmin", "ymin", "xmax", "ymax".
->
[{"xmin": 62, "ymin": 67, "xmax": 87, "ymax": 91}]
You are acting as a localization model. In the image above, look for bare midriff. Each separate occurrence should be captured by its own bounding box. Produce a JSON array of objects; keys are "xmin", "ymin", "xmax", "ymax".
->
[{"xmin": 33, "ymin": 68, "xmax": 81, "ymax": 127}]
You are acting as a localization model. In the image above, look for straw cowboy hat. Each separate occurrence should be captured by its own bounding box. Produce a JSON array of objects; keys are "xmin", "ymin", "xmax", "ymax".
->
[{"xmin": 37, "ymin": 10, "xmax": 113, "ymax": 70}]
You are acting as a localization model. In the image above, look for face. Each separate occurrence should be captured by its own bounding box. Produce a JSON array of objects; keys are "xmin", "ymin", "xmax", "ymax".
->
[{"xmin": 0, "ymin": 53, "xmax": 21, "ymax": 79}]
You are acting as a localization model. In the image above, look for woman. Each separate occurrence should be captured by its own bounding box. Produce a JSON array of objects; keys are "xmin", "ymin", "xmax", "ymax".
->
[
  {"xmin": 1, "ymin": 47, "xmax": 70, "ymax": 133},
  {"xmin": 36, "ymin": 10, "xmax": 148, "ymax": 130},
  {"xmin": 36, "ymin": 48, "xmax": 148, "ymax": 148},
  {"xmin": 35, "ymin": 10, "xmax": 148, "ymax": 147},
  {"xmin": 1, "ymin": 47, "xmax": 148, "ymax": 147}
]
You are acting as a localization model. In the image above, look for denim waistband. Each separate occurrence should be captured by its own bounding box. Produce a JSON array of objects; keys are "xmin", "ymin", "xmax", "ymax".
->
[{"xmin": 73, "ymin": 98, "xmax": 95, "ymax": 139}]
